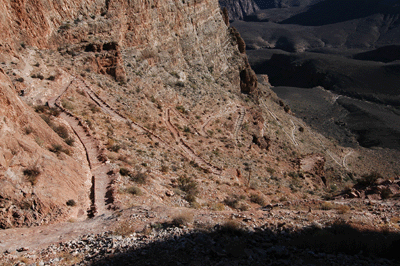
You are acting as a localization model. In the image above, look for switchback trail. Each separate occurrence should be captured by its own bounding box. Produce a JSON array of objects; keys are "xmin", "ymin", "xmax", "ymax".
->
[
  {"xmin": 79, "ymin": 79, "xmax": 223, "ymax": 175},
  {"xmin": 234, "ymin": 107, "xmax": 246, "ymax": 145},
  {"xmin": 261, "ymin": 100, "xmax": 298, "ymax": 146},
  {"xmin": 201, "ymin": 104, "xmax": 238, "ymax": 137},
  {"xmin": 49, "ymin": 79, "xmax": 113, "ymax": 217},
  {"xmin": 164, "ymin": 108, "xmax": 223, "ymax": 175}
]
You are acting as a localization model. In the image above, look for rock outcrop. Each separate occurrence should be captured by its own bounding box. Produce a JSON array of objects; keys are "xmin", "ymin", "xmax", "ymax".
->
[{"xmin": 219, "ymin": 0, "xmax": 260, "ymax": 20}]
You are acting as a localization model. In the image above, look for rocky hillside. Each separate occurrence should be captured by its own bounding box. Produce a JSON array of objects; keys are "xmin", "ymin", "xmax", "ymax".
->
[
  {"xmin": 0, "ymin": 64, "xmax": 90, "ymax": 228},
  {"xmin": 0, "ymin": 0, "xmax": 400, "ymax": 264}
]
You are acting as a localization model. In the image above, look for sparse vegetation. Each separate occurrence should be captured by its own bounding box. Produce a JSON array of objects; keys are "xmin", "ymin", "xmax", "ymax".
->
[
  {"xmin": 171, "ymin": 212, "xmax": 194, "ymax": 227},
  {"xmin": 250, "ymin": 193, "xmax": 266, "ymax": 206},
  {"xmin": 176, "ymin": 175, "xmax": 199, "ymax": 206},
  {"xmin": 62, "ymin": 99, "xmax": 74, "ymax": 111},
  {"xmin": 336, "ymin": 204, "xmax": 350, "ymax": 214},
  {"xmin": 224, "ymin": 195, "xmax": 247, "ymax": 211},
  {"xmin": 65, "ymin": 137, "xmax": 75, "ymax": 146},
  {"xmin": 130, "ymin": 172, "xmax": 148, "ymax": 184},
  {"xmin": 23, "ymin": 166, "xmax": 40, "ymax": 185},
  {"xmin": 49, "ymin": 143, "xmax": 63, "ymax": 153},
  {"xmin": 53, "ymin": 125, "xmax": 69, "ymax": 139},
  {"xmin": 220, "ymin": 220, "xmax": 243, "ymax": 234},
  {"xmin": 357, "ymin": 172, "xmax": 383, "ymax": 186},
  {"xmin": 114, "ymin": 220, "xmax": 136, "ymax": 237},
  {"xmin": 126, "ymin": 186, "xmax": 142, "ymax": 196},
  {"xmin": 161, "ymin": 165, "xmax": 169, "ymax": 173},
  {"xmin": 176, "ymin": 105, "xmax": 187, "ymax": 114},
  {"xmin": 177, "ymin": 175, "xmax": 198, "ymax": 196},
  {"xmin": 321, "ymin": 201, "xmax": 335, "ymax": 210}
]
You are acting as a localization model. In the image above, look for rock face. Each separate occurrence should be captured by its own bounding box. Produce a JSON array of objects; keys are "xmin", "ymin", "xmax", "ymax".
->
[
  {"xmin": 219, "ymin": 0, "xmax": 260, "ymax": 20},
  {"xmin": 0, "ymin": 69, "xmax": 89, "ymax": 228}
]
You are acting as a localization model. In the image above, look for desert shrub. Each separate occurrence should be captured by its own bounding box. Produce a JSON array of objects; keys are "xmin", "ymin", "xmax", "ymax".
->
[
  {"xmin": 185, "ymin": 194, "xmax": 197, "ymax": 204},
  {"xmin": 126, "ymin": 186, "xmax": 142, "ymax": 196},
  {"xmin": 321, "ymin": 201, "xmax": 335, "ymax": 210},
  {"xmin": 49, "ymin": 143, "xmax": 63, "ymax": 153},
  {"xmin": 357, "ymin": 172, "xmax": 382, "ymax": 186},
  {"xmin": 336, "ymin": 204, "xmax": 350, "ymax": 214},
  {"xmin": 177, "ymin": 176, "xmax": 199, "ymax": 205},
  {"xmin": 40, "ymin": 114, "xmax": 52, "ymax": 126},
  {"xmin": 220, "ymin": 220, "xmax": 243, "ymax": 235},
  {"xmin": 108, "ymin": 144, "xmax": 121, "ymax": 152},
  {"xmin": 65, "ymin": 137, "xmax": 75, "ymax": 146},
  {"xmin": 89, "ymin": 103, "xmax": 100, "ymax": 113},
  {"xmin": 249, "ymin": 180, "xmax": 260, "ymax": 190},
  {"xmin": 250, "ymin": 193, "xmax": 266, "ymax": 206},
  {"xmin": 66, "ymin": 199, "xmax": 76, "ymax": 206},
  {"xmin": 114, "ymin": 220, "xmax": 136, "ymax": 237},
  {"xmin": 171, "ymin": 212, "xmax": 194, "ymax": 227},
  {"xmin": 49, "ymin": 107, "xmax": 60, "ymax": 117},
  {"xmin": 177, "ymin": 176, "xmax": 198, "ymax": 195},
  {"xmin": 62, "ymin": 99, "xmax": 74, "ymax": 111},
  {"xmin": 211, "ymin": 202, "xmax": 225, "ymax": 211},
  {"xmin": 224, "ymin": 195, "xmax": 240, "ymax": 209},
  {"xmin": 119, "ymin": 168, "xmax": 131, "ymax": 176},
  {"xmin": 161, "ymin": 165, "xmax": 169, "ymax": 173},
  {"xmin": 53, "ymin": 125, "xmax": 69, "ymax": 139},
  {"xmin": 176, "ymin": 105, "xmax": 187, "ymax": 114},
  {"xmin": 23, "ymin": 166, "xmax": 40, "ymax": 185},
  {"xmin": 35, "ymin": 105, "xmax": 47, "ymax": 113},
  {"xmin": 130, "ymin": 172, "xmax": 148, "ymax": 184},
  {"xmin": 266, "ymin": 167, "xmax": 276, "ymax": 174},
  {"xmin": 23, "ymin": 126, "xmax": 33, "ymax": 135}
]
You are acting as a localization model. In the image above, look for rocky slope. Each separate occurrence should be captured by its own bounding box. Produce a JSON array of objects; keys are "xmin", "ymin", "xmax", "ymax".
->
[
  {"xmin": 0, "ymin": 64, "xmax": 90, "ymax": 228},
  {"xmin": 0, "ymin": 0, "xmax": 400, "ymax": 264}
]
